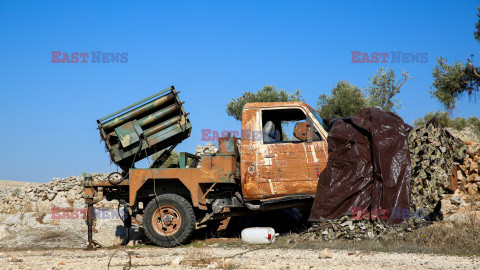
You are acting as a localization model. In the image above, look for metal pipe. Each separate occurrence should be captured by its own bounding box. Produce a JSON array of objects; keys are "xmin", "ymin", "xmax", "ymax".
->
[
  {"xmin": 143, "ymin": 115, "xmax": 181, "ymax": 137},
  {"xmin": 85, "ymin": 199, "xmax": 95, "ymax": 250},
  {"xmin": 137, "ymin": 103, "xmax": 179, "ymax": 127},
  {"xmin": 199, "ymin": 183, "xmax": 217, "ymax": 206},
  {"xmin": 101, "ymin": 93, "xmax": 175, "ymax": 131},
  {"xmin": 98, "ymin": 86, "xmax": 174, "ymax": 123}
]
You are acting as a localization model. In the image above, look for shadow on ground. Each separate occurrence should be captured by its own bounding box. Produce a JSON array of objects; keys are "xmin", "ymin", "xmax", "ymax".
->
[{"xmin": 192, "ymin": 207, "xmax": 310, "ymax": 241}]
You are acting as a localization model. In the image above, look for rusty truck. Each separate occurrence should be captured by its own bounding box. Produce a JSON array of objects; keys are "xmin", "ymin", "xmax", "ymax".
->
[{"xmin": 83, "ymin": 86, "xmax": 329, "ymax": 249}]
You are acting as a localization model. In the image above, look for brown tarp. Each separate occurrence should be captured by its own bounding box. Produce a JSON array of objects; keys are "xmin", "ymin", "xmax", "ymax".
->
[{"xmin": 309, "ymin": 108, "xmax": 412, "ymax": 224}]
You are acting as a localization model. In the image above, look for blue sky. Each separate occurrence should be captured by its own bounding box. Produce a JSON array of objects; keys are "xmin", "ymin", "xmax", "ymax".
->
[{"xmin": 1, "ymin": 1, "xmax": 479, "ymax": 182}]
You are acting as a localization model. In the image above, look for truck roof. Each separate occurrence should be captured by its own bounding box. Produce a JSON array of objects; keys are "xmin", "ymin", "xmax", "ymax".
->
[{"xmin": 244, "ymin": 101, "xmax": 313, "ymax": 110}]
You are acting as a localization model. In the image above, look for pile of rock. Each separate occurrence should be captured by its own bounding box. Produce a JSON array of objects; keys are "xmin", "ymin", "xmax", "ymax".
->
[
  {"xmin": 441, "ymin": 193, "xmax": 480, "ymax": 222},
  {"xmin": 456, "ymin": 140, "xmax": 480, "ymax": 195},
  {"xmin": 408, "ymin": 121, "xmax": 467, "ymax": 214},
  {"xmin": 195, "ymin": 143, "xmax": 218, "ymax": 156},
  {"xmin": 193, "ymin": 143, "xmax": 219, "ymax": 168}
]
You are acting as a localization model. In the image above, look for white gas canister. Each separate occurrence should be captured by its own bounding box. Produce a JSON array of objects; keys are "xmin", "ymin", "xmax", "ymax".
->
[{"xmin": 241, "ymin": 227, "xmax": 278, "ymax": 244}]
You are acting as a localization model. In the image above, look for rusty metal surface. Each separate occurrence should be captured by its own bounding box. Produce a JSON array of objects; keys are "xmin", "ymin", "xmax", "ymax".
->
[
  {"xmin": 240, "ymin": 102, "xmax": 329, "ymax": 200},
  {"xmin": 244, "ymin": 102, "xmax": 329, "ymax": 140},
  {"xmin": 152, "ymin": 205, "xmax": 182, "ymax": 235},
  {"xmin": 127, "ymin": 154, "xmax": 238, "ymax": 208},
  {"xmin": 449, "ymin": 165, "xmax": 458, "ymax": 192},
  {"xmin": 84, "ymin": 197, "xmax": 102, "ymax": 251},
  {"xmin": 218, "ymin": 135, "xmax": 239, "ymax": 155}
]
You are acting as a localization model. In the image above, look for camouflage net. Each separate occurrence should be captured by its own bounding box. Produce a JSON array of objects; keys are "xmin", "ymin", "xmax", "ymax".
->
[
  {"xmin": 306, "ymin": 214, "xmax": 434, "ymax": 241},
  {"xmin": 306, "ymin": 216, "xmax": 422, "ymax": 241},
  {"xmin": 308, "ymin": 119, "xmax": 467, "ymax": 241},
  {"xmin": 409, "ymin": 121, "xmax": 467, "ymax": 214}
]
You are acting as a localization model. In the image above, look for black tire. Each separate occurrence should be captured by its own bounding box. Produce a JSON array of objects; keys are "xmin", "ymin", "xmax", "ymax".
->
[{"xmin": 143, "ymin": 194, "xmax": 196, "ymax": 247}]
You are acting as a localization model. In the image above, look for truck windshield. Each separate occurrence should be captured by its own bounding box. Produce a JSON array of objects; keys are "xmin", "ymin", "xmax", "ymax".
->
[{"xmin": 309, "ymin": 108, "xmax": 330, "ymax": 132}]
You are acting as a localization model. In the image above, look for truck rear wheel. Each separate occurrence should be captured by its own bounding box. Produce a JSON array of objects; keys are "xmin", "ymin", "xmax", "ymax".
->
[{"xmin": 143, "ymin": 194, "xmax": 196, "ymax": 247}]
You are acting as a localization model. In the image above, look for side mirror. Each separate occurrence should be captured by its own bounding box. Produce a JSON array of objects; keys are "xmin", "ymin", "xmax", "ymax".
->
[{"xmin": 293, "ymin": 122, "xmax": 308, "ymax": 141}]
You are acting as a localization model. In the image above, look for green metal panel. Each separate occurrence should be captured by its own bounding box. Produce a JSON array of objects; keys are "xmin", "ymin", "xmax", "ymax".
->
[
  {"xmin": 179, "ymin": 152, "xmax": 200, "ymax": 168},
  {"xmin": 114, "ymin": 120, "xmax": 143, "ymax": 148}
]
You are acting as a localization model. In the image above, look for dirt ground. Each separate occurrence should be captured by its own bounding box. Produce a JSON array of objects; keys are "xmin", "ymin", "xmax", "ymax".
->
[{"xmin": 1, "ymin": 240, "xmax": 479, "ymax": 270}]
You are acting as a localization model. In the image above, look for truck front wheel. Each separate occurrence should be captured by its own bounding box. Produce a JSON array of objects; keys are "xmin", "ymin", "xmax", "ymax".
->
[{"xmin": 143, "ymin": 194, "xmax": 196, "ymax": 247}]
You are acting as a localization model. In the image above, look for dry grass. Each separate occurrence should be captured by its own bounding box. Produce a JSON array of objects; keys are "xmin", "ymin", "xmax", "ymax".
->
[
  {"xmin": 404, "ymin": 212, "xmax": 480, "ymax": 255},
  {"xmin": 274, "ymin": 214, "xmax": 480, "ymax": 256},
  {"xmin": 205, "ymin": 212, "xmax": 480, "ymax": 257}
]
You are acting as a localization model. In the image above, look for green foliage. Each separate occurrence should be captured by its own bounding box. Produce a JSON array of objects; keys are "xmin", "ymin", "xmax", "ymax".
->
[
  {"xmin": 317, "ymin": 67, "xmax": 409, "ymax": 118},
  {"xmin": 226, "ymin": 85, "xmax": 303, "ymax": 121},
  {"xmin": 430, "ymin": 7, "xmax": 480, "ymax": 111},
  {"xmin": 366, "ymin": 67, "xmax": 410, "ymax": 112},
  {"xmin": 413, "ymin": 111, "xmax": 451, "ymax": 127},
  {"xmin": 227, "ymin": 68, "xmax": 408, "ymax": 121},
  {"xmin": 430, "ymin": 57, "xmax": 479, "ymax": 111},
  {"xmin": 317, "ymin": 80, "xmax": 368, "ymax": 118},
  {"xmin": 475, "ymin": 6, "xmax": 480, "ymax": 42},
  {"xmin": 413, "ymin": 111, "xmax": 480, "ymax": 135},
  {"xmin": 150, "ymin": 150, "xmax": 180, "ymax": 168}
]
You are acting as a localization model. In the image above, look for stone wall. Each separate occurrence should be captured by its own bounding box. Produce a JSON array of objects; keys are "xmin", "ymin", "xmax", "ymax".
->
[{"xmin": 0, "ymin": 173, "xmax": 130, "ymax": 249}]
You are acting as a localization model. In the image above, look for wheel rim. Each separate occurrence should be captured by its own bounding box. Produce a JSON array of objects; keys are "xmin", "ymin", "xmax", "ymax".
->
[{"xmin": 152, "ymin": 205, "xmax": 182, "ymax": 236}]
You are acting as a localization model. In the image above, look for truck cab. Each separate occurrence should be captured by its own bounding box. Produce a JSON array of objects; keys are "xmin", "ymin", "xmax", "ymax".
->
[{"xmin": 240, "ymin": 102, "xmax": 328, "ymax": 200}]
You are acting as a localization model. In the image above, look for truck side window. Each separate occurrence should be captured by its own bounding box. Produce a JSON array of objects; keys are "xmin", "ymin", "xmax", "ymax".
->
[{"xmin": 261, "ymin": 108, "xmax": 322, "ymax": 144}]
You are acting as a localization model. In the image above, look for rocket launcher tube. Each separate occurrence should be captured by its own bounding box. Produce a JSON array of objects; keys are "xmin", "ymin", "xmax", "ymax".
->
[
  {"xmin": 144, "ymin": 115, "xmax": 182, "ymax": 137},
  {"xmin": 101, "ymin": 93, "xmax": 175, "ymax": 131},
  {"xmin": 137, "ymin": 103, "xmax": 179, "ymax": 127}
]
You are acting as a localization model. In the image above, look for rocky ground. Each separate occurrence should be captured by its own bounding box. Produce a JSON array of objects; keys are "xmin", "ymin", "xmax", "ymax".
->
[{"xmin": 1, "ymin": 244, "xmax": 479, "ymax": 270}]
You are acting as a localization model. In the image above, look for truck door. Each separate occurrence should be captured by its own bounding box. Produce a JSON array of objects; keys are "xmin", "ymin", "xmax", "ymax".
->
[
  {"xmin": 306, "ymin": 128, "xmax": 328, "ymax": 182},
  {"xmin": 305, "ymin": 107, "xmax": 329, "ymax": 181},
  {"xmin": 255, "ymin": 107, "xmax": 324, "ymax": 198}
]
